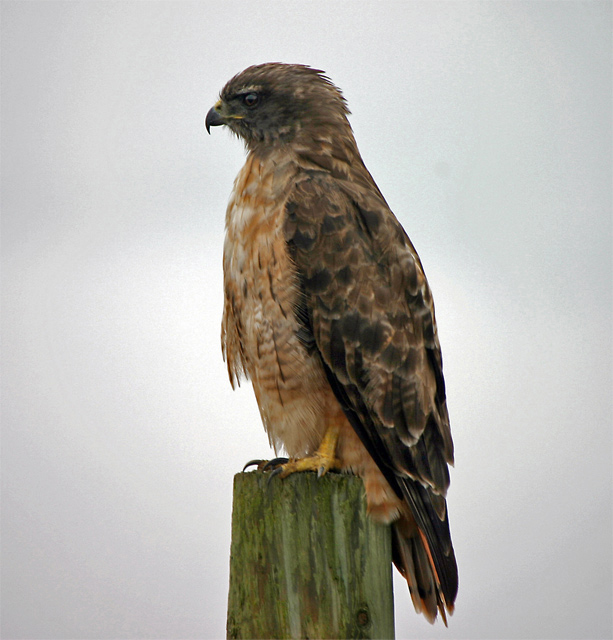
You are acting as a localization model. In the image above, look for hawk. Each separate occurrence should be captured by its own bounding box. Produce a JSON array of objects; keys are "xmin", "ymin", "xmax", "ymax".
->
[{"xmin": 206, "ymin": 63, "xmax": 458, "ymax": 624}]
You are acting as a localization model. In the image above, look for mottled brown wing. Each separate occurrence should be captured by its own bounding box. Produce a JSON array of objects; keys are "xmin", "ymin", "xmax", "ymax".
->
[{"xmin": 284, "ymin": 169, "xmax": 458, "ymax": 607}]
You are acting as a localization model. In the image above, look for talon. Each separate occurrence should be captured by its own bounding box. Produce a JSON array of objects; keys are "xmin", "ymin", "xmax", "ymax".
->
[
  {"xmin": 243, "ymin": 459, "xmax": 266, "ymax": 471},
  {"xmin": 267, "ymin": 466, "xmax": 284, "ymax": 485},
  {"xmin": 262, "ymin": 457, "xmax": 289, "ymax": 471},
  {"xmin": 243, "ymin": 457, "xmax": 291, "ymax": 472}
]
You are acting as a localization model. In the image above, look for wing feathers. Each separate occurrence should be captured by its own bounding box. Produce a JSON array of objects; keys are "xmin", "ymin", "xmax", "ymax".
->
[{"xmin": 285, "ymin": 170, "xmax": 457, "ymax": 619}]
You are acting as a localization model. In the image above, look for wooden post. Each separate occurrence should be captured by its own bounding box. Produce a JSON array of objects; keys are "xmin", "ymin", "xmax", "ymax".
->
[{"xmin": 226, "ymin": 471, "xmax": 394, "ymax": 639}]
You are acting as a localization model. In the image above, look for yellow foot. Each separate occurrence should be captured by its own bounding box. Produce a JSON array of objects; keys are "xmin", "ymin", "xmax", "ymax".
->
[
  {"xmin": 243, "ymin": 454, "xmax": 340, "ymax": 478},
  {"xmin": 243, "ymin": 423, "xmax": 341, "ymax": 479},
  {"xmin": 274, "ymin": 452, "xmax": 341, "ymax": 479}
]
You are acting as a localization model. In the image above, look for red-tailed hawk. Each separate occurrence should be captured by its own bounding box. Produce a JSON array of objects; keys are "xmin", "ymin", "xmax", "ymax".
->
[{"xmin": 206, "ymin": 63, "xmax": 458, "ymax": 624}]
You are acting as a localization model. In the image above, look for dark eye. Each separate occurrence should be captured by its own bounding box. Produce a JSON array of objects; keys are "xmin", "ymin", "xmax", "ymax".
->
[{"xmin": 242, "ymin": 92, "xmax": 259, "ymax": 108}]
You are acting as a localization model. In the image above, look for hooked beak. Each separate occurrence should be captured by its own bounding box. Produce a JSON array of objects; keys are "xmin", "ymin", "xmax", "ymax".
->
[{"xmin": 205, "ymin": 101, "xmax": 225, "ymax": 134}]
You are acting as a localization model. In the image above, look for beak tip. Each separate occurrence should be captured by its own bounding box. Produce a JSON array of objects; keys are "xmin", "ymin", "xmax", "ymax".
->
[{"xmin": 205, "ymin": 104, "xmax": 225, "ymax": 134}]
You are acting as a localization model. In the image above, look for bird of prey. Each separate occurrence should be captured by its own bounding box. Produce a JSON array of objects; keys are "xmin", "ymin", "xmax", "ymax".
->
[{"xmin": 206, "ymin": 63, "xmax": 458, "ymax": 624}]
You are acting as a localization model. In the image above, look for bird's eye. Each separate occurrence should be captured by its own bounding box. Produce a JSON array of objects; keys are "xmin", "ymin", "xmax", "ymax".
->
[{"xmin": 242, "ymin": 92, "xmax": 259, "ymax": 108}]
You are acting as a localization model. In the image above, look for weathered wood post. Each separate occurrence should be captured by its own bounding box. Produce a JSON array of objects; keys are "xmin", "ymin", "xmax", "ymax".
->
[{"xmin": 226, "ymin": 471, "xmax": 394, "ymax": 639}]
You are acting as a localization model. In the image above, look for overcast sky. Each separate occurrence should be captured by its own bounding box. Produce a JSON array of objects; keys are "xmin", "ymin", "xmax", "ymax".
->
[{"xmin": 1, "ymin": 2, "xmax": 611, "ymax": 639}]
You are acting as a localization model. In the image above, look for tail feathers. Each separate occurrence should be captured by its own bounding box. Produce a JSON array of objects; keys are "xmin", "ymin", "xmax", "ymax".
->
[
  {"xmin": 400, "ymin": 479, "xmax": 458, "ymax": 614},
  {"xmin": 392, "ymin": 513, "xmax": 456, "ymax": 625}
]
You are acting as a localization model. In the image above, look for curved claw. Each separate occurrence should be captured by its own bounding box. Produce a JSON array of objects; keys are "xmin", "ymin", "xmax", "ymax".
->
[
  {"xmin": 263, "ymin": 457, "xmax": 289, "ymax": 471},
  {"xmin": 267, "ymin": 466, "xmax": 285, "ymax": 485},
  {"xmin": 243, "ymin": 459, "xmax": 266, "ymax": 472}
]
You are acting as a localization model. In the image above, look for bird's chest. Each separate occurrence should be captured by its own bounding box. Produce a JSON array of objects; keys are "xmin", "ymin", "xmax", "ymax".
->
[
  {"xmin": 221, "ymin": 155, "xmax": 331, "ymax": 456},
  {"xmin": 223, "ymin": 154, "xmax": 303, "ymax": 382}
]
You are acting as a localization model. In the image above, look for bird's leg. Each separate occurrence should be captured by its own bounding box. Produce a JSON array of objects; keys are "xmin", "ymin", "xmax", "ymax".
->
[{"xmin": 269, "ymin": 422, "xmax": 342, "ymax": 479}]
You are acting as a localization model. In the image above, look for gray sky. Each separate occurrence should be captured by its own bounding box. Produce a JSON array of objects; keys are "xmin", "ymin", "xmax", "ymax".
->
[{"xmin": 1, "ymin": 1, "xmax": 611, "ymax": 638}]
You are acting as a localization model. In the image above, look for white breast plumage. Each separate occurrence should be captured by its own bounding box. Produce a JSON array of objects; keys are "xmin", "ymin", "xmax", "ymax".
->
[{"xmin": 221, "ymin": 151, "xmax": 330, "ymax": 457}]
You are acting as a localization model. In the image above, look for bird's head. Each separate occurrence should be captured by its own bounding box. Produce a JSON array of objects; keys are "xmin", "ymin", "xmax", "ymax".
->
[{"xmin": 205, "ymin": 63, "xmax": 352, "ymax": 151}]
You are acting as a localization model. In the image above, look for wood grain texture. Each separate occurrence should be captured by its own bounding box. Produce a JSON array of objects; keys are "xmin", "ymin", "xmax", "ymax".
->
[{"xmin": 227, "ymin": 472, "xmax": 394, "ymax": 639}]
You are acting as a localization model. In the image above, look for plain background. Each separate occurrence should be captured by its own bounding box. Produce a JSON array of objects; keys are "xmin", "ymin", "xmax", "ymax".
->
[{"xmin": 1, "ymin": 1, "xmax": 611, "ymax": 638}]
